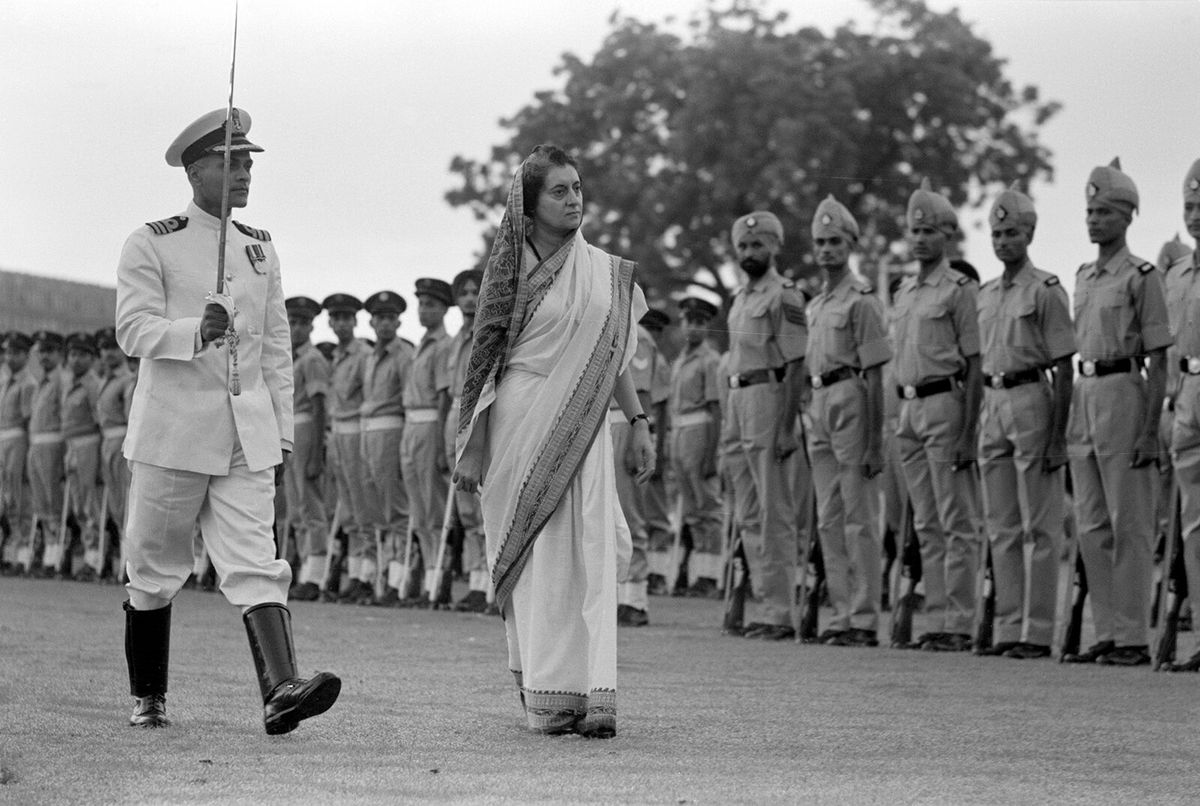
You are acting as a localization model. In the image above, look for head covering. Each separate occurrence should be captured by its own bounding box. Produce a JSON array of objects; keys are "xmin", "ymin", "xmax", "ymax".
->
[
  {"xmin": 989, "ymin": 182, "xmax": 1037, "ymax": 232},
  {"xmin": 907, "ymin": 179, "xmax": 958, "ymax": 235},
  {"xmin": 2, "ymin": 332, "xmax": 32, "ymax": 352},
  {"xmin": 364, "ymin": 291, "xmax": 406, "ymax": 316},
  {"xmin": 32, "ymin": 330, "xmax": 64, "ymax": 351},
  {"xmin": 1086, "ymin": 157, "xmax": 1138, "ymax": 216},
  {"xmin": 284, "ymin": 296, "xmax": 322, "ymax": 321},
  {"xmin": 65, "ymin": 332, "xmax": 97, "ymax": 356},
  {"xmin": 166, "ymin": 108, "xmax": 263, "ymax": 168},
  {"xmin": 679, "ymin": 297, "xmax": 718, "ymax": 322},
  {"xmin": 1158, "ymin": 234, "xmax": 1192, "ymax": 272},
  {"xmin": 452, "ymin": 269, "xmax": 484, "ymax": 300},
  {"xmin": 811, "ymin": 195, "xmax": 859, "ymax": 242},
  {"xmin": 415, "ymin": 278, "xmax": 454, "ymax": 307},
  {"xmin": 94, "ymin": 327, "xmax": 119, "ymax": 350},
  {"xmin": 1183, "ymin": 159, "xmax": 1200, "ymax": 203},
  {"xmin": 640, "ymin": 309, "xmax": 670, "ymax": 331},
  {"xmin": 731, "ymin": 211, "xmax": 784, "ymax": 246},
  {"xmin": 321, "ymin": 293, "xmax": 363, "ymax": 316}
]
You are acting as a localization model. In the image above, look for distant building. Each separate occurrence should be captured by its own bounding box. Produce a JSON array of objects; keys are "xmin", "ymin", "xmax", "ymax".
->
[{"xmin": 0, "ymin": 269, "xmax": 116, "ymax": 334}]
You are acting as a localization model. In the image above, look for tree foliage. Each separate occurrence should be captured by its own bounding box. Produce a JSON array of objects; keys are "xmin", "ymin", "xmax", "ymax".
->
[{"xmin": 445, "ymin": 0, "xmax": 1060, "ymax": 306}]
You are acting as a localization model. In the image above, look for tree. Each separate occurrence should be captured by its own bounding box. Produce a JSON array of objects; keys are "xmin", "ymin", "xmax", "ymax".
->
[{"xmin": 445, "ymin": 0, "xmax": 1060, "ymax": 307}]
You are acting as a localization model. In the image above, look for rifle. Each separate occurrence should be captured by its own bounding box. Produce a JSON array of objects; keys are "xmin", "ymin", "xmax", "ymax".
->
[
  {"xmin": 719, "ymin": 493, "xmax": 747, "ymax": 633},
  {"xmin": 889, "ymin": 496, "xmax": 921, "ymax": 647},
  {"xmin": 973, "ymin": 540, "xmax": 996, "ymax": 653},
  {"xmin": 797, "ymin": 524, "xmax": 825, "ymax": 643},
  {"xmin": 1154, "ymin": 480, "xmax": 1185, "ymax": 671},
  {"xmin": 95, "ymin": 483, "xmax": 110, "ymax": 584},
  {"xmin": 55, "ymin": 476, "xmax": 74, "ymax": 576},
  {"xmin": 1057, "ymin": 539, "xmax": 1089, "ymax": 661},
  {"xmin": 426, "ymin": 488, "xmax": 457, "ymax": 608},
  {"xmin": 319, "ymin": 498, "xmax": 345, "ymax": 595},
  {"xmin": 668, "ymin": 494, "xmax": 690, "ymax": 596}
]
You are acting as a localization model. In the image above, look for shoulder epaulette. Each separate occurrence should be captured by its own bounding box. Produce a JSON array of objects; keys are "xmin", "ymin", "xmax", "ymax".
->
[
  {"xmin": 1138, "ymin": 262, "xmax": 1154, "ymax": 275},
  {"xmin": 856, "ymin": 284, "xmax": 874, "ymax": 295},
  {"xmin": 781, "ymin": 279, "xmax": 795, "ymax": 288},
  {"xmin": 955, "ymin": 275, "xmax": 970, "ymax": 286},
  {"xmin": 1077, "ymin": 263, "xmax": 1089, "ymax": 274},
  {"xmin": 1044, "ymin": 276, "xmax": 1061, "ymax": 287},
  {"xmin": 145, "ymin": 216, "xmax": 188, "ymax": 236},
  {"xmin": 233, "ymin": 221, "xmax": 271, "ymax": 241}
]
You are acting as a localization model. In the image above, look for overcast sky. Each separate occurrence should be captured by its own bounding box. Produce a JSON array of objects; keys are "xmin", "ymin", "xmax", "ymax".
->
[{"xmin": 4, "ymin": 0, "xmax": 1198, "ymax": 343}]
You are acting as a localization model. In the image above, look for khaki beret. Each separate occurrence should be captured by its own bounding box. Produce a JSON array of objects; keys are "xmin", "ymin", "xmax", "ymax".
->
[
  {"xmin": 731, "ymin": 211, "xmax": 784, "ymax": 246},
  {"xmin": 811, "ymin": 194, "xmax": 860, "ymax": 242},
  {"xmin": 907, "ymin": 179, "xmax": 958, "ymax": 234},
  {"xmin": 1086, "ymin": 157, "xmax": 1138, "ymax": 215}
]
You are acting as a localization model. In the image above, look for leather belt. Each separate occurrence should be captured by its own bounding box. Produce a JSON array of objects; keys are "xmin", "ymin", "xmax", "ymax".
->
[
  {"xmin": 673, "ymin": 410, "xmax": 711, "ymax": 428},
  {"xmin": 897, "ymin": 376, "xmax": 956, "ymax": 401},
  {"xmin": 985, "ymin": 367, "xmax": 1042, "ymax": 390},
  {"xmin": 1078, "ymin": 357, "xmax": 1135, "ymax": 378},
  {"xmin": 1181, "ymin": 357, "xmax": 1200, "ymax": 376},
  {"xmin": 293, "ymin": 413, "xmax": 314, "ymax": 426},
  {"xmin": 361, "ymin": 415, "xmax": 405, "ymax": 432},
  {"xmin": 332, "ymin": 420, "xmax": 361, "ymax": 435},
  {"xmin": 101, "ymin": 426, "xmax": 127, "ymax": 440},
  {"xmin": 808, "ymin": 366, "xmax": 856, "ymax": 390},
  {"xmin": 66, "ymin": 433, "xmax": 101, "ymax": 448},
  {"xmin": 30, "ymin": 432, "xmax": 65, "ymax": 446},
  {"xmin": 0, "ymin": 427, "xmax": 25, "ymax": 441},
  {"xmin": 728, "ymin": 367, "xmax": 785, "ymax": 389},
  {"xmin": 405, "ymin": 408, "xmax": 439, "ymax": 424}
]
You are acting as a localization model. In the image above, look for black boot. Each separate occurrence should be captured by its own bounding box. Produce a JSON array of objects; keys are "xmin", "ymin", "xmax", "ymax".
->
[
  {"xmin": 124, "ymin": 601, "xmax": 171, "ymax": 727},
  {"xmin": 243, "ymin": 603, "xmax": 340, "ymax": 735}
]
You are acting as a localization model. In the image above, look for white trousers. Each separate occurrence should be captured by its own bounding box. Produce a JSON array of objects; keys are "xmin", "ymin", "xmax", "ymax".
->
[{"xmin": 124, "ymin": 445, "xmax": 290, "ymax": 611}]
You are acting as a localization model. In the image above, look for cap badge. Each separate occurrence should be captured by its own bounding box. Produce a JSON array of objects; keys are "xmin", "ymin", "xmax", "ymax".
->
[
  {"xmin": 746, "ymin": 216, "xmax": 757, "ymax": 229},
  {"xmin": 1189, "ymin": 177, "xmax": 1200, "ymax": 191},
  {"xmin": 230, "ymin": 108, "xmax": 245, "ymax": 134},
  {"xmin": 913, "ymin": 208, "xmax": 925, "ymax": 222},
  {"xmin": 381, "ymin": 292, "xmax": 390, "ymax": 301},
  {"xmin": 245, "ymin": 244, "xmax": 266, "ymax": 273},
  {"xmin": 995, "ymin": 205, "xmax": 1007, "ymax": 221},
  {"xmin": 1087, "ymin": 182, "xmax": 1099, "ymax": 199},
  {"xmin": 820, "ymin": 213, "xmax": 832, "ymax": 226}
]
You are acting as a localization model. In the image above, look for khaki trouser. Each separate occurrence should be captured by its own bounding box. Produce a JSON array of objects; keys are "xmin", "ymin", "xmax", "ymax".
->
[
  {"xmin": 1067, "ymin": 372, "xmax": 1156, "ymax": 646},
  {"xmin": 400, "ymin": 418, "xmax": 448, "ymax": 572},
  {"xmin": 331, "ymin": 426, "xmax": 374, "ymax": 567},
  {"xmin": 670, "ymin": 418, "xmax": 722, "ymax": 581},
  {"xmin": 723, "ymin": 382, "xmax": 797, "ymax": 627},
  {"xmin": 0, "ymin": 433, "xmax": 29, "ymax": 535},
  {"xmin": 978, "ymin": 381, "xmax": 1062, "ymax": 646},
  {"xmin": 612, "ymin": 415, "xmax": 649, "ymax": 610},
  {"xmin": 1171, "ymin": 374, "xmax": 1200, "ymax": 638},
  {"xmin": 284, "ymin": 419, "xmax": 327, "ymax": 568},
  {"xmin": 896, "ymin": 386, "xmax": 980, "ymax": 635},
  {"xmin": 807, "ymin": 378, "xmax": 881, "ymax": 632},
  {"xmin": 445, "ymin": 409, "xmax": 487, "ymax": 592},
  {"xmin": 362, "ymin": 424, "xmax": 408, "ymax": 569}
]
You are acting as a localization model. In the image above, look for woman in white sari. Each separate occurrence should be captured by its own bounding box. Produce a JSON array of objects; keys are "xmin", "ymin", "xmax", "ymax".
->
[{"xmin": 453, "ymin": 145, "xmax": 655, "ymax": 737}]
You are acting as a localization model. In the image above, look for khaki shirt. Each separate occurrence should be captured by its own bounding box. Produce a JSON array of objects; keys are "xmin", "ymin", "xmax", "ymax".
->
[
  {"xmin": 446, "ymin": 324, "xmax": 473, "ymax": 400},
  {"xmin": 30, "ymin": 368, "xmax": 63, "ymax": 436},
  {"xmin": 95, "ymin": 365, "xmax": 135, "ymax": 429},
  {"xmin": 361, "ymin": 337, "xmax": 414, "ymax": 419},
  {"xmin": 0, "ymin": 366, "xmax": 36, "ymax": 431},
  {"xmin": 1165, "ymin": 250, "xmax": 1200, "ymax": 370},
  {"xmin": 292, "ymin": 342, "xmax": 330, "ymax": 418},
  {"xmin": 329, "ymin": 338, "xmax": 369, "ymax": 422},
  {"xmin": 629, "ymin": 326, "xmax": 670, "ymax": 404},
  {"xmin": 669, "ymin": 341, "xmax": 721, "ymax": 417},
  {"xmin": 978, "ymin": 261, "xmax": 1075, "ymax": 376},
  {"xmin": 889, "ymin": 260, "xmax": 980, "ymax": 387},
  {"xmin": 403, "ymin": 325, "xmax": 450, "ymax": 410},
  {"xmin": 61, "ymin": 370, "xmax": 99, "ymax": 438},
  {"xmin": 1073, "ymin": 246, "xmax": 1172, "ymax": 361},
  {"xmin": 805, "ymin": 273, "xmax": 892, "ymax": 376},
  {"xmin": 726, "ymin": 268, "xmax": 808, "ymax": 373}
]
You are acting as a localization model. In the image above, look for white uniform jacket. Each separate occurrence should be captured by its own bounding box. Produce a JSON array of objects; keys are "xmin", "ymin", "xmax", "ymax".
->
[{"xmin": 116, "ymin": 201, "xmax": 293, "ymax": 475}]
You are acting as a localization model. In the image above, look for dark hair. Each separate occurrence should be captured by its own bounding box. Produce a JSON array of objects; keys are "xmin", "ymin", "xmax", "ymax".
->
[{"xmin": 521, "ymin": 144, "xmax": 578, "ymax": 218}]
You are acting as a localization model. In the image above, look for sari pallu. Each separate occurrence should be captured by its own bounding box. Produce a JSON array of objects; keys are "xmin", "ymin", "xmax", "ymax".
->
[{"xmin": 472, "ymin": 230, "xmax": 644, "ymax": 734}]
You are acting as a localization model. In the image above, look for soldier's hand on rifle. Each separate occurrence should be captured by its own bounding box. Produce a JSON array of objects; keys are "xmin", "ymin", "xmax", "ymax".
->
[
  {"xmin": 773, "ymin": 427, "xmax": 798, "ymax": 464},
  {"xmin": 952, "ymin": 433, "xmax": 976, "ymax": 471},
  {"xmin": 305, "ymin": 450, "xmax": 323, "ymax": 482},
  {"xmin": 200, "ymin": 303, "xmax": 230, "ymax": 344},
  {"xmin": 862, "ymin": 443, "xmax": 884, "ymax": 479},
  {"xmin": 453, "ymin": 445, "xmax": 484, "ymax": 494},
  {"xmin": 1040, "ymin": 433, "xmax": 1068, "ymax": 474},
  {"xmin": 275, "ymin": 450, "xmax": 290, "ymax": 487},
  {"xmin": 1130, "ymin": 431, "xmax": 1160, "ymax": 469}
]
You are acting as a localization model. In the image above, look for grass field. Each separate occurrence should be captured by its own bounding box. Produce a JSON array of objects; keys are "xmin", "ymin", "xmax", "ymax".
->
[{"xmin": 2, "ymin": 575, "xmax": 1198, "ymax": 805}]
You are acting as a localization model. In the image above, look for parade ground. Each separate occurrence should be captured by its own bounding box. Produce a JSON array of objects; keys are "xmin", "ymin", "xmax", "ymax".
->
[{"xmin": 2, "ymin": 575, "xmax": 1198, "ymax": 805}]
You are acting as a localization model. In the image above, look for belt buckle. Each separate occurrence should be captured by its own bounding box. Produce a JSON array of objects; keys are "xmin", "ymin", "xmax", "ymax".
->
[
  {"xmin": 729, "ymin": 376, "xmax": 741, "ymax": 389},
  {"xmin": 1081, "ymin": 360, "xmax": 1096, "ymax": 377},
  {"xmin": 990, "ymin": 374, "xmax": 1004, "ymax": 390},
  {"xmin": 1188, "ymin": 357, "xmax": 1200, "ymax": 375},
  {"xmin": 812, "ymin": 375, "xmax": 824, "ymax": 390},
  {"xmin": 903, "ymin": 385, "xmax": 917, "ymax": 400}
]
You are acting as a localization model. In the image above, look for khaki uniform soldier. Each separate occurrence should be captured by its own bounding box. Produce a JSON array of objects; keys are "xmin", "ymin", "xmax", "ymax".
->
[
  {"xmin": 1161, "ymin": 160, "xmax": 1200, "ymax": 671},
  {"xmin": 94, "ymin": 327, "xmax": 135, "ymax": 580},
  {"xmin": 975, "ymin": 186, "xmax": 1075, "ymax": 660},
  {"xmin": 26, "ymin": 331, "xmax": 66, "ymax": 574},
  {"xmin": 635, "ymin": 310, "xmax": 674, "ymax": 592},
  {"xmin": 1063, "ymin": 158, "xmax": 1172, "ymax": 667},
  {"xmin": 361, "ymin": 290, "xmax": 415, "ymax": 605},
  {"xmin": 0, "ymin": 332, "xmax": 37, "ymax": 571},
  {"xmin": 322, "ymin": 293, "xmax": 375, "ymax": 604},
  {"xmin": 613, "ymin": 315, "xmax": 671, "ymax": 626},
  {"xmin": 890, "ymin": 181, "xmax": 983, "ymax": 653},
  {"xmin": 669, "ymin": 297, "xmax": 723, "ymax": 596},
  {"xmin": 1156, "ymin": 234, "xmax": 1192, "ymax": 545},
  {"xmin": 444, "ymin": 270, "xmax": 490, "ymax": 612},
  {"xmin": 804, "ymin": 196, "xmax": 892, "ymax": 647},
  {"xmin": 284, "ymin": 296, "xmax": 330, "ymax": 601},
  {"xmin": 61, "ymin": 332, "xmax": 103, "ymax": 580},
  {"xmin": 402, "ymin": 278, "xmax": 453, "ymax": 606},
  {"xmin": 724, "ymin": 211, "xmax": 807, "ymax": 640}
]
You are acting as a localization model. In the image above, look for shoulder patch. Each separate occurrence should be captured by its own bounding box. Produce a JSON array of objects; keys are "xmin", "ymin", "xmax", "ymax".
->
[
  {"xmin": 233, "ymin": 221, "xmax": 272, "ymax": 241},
  {"xmin": 781, "ymin": 299, "xmax": 806, "ymax": 326},
  {"xmin": 145, "ymin": 216, "xmax": 188, "ymax": 236},
  {"xmin": 1138, "ymin": 262, "xmax": 1154, "ymax": 275},
  {"xmin": 1044, "ymin": 276, "xmax": 1061, "ymax": 287}
]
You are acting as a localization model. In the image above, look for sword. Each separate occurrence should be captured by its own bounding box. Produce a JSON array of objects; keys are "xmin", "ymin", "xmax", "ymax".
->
[{"xmin": 205, "ymin": 0, "xmax": 242, "ymax": 395}]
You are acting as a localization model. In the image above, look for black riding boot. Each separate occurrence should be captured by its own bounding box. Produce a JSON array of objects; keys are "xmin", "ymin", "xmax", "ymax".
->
[
  {"xmin": 243, "ymin": 602, "xmax": 340, "ymax": 735},
  {"xmin": 124, "ymin": 601, "xmax": 171, "ymax": 727}
]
